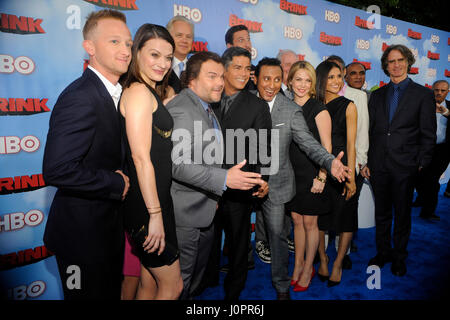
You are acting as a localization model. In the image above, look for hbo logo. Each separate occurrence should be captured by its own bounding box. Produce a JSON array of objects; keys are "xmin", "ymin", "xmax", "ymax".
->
[
  {"xmin": 325, "ymin": 10, "xmax": 340, "ymax": 23},
  {"xmin": 0, "ymin": 55, "xmax": 35, "ymax": 75}
]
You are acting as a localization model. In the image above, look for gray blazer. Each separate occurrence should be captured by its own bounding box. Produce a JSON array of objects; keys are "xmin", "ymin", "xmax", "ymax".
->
[
  {"xmin": 167, "ymin": 88, "xmax": 227, "ymax": 228},
  {"xmin": 267, "ymin": 93, "xmax": 334, "ymax": 204}
]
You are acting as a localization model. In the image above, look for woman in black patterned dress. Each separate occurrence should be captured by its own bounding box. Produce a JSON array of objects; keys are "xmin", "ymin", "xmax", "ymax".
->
[{"xmin": 120, "ymin": 24, "xmax": 182, "ymax": 300}]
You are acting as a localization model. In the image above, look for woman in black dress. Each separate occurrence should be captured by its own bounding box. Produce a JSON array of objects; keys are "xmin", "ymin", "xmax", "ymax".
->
[
  {"xmin": 315, "ymin": 61, "xmax": 357, "ymax": 287},
  {"xmin": 285, "ymin": 61, "xmax": 333, "ymax": 292},
  {"xmin": 119, "ymin": 24, "xmax": 182, "ymax": 299}
]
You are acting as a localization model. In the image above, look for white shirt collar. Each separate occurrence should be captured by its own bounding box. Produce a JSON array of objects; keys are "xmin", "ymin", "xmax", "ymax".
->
[
  {"xmin": 172, "ymin": 56, "xmax": 188, "ymax": 77},
  {"xmin": 88, "ymin": 65, "xmax": 122, "ymax": 109}
]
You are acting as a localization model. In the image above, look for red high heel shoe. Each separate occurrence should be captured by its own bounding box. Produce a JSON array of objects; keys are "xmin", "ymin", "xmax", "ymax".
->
[
  {"xmin": 293, "ymin": 267, "xmax": 315, "ymax": 292},
  {"xmin": 290, "ymin": 269, "xmax": 304, "ymax": 287}
]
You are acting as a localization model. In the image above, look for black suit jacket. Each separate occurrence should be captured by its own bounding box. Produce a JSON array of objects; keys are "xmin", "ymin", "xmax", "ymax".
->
[
  {"xmin": 211, "ymin": 90, "xmax": 272, "ymax": 185},
  {"xmin": 367, "ymin": 79, "xmax": 436, "ymax": 173},
  {"xmin": 43, "ymin": 68, "xmax": 125, "ymax": 263},
  {"xmin": 444, "ymin": 99, "xmax": 450, "ymax": 148},
  {"xmin": 168, "ymin": 69, "xmax": 182, "ymax": 94}
]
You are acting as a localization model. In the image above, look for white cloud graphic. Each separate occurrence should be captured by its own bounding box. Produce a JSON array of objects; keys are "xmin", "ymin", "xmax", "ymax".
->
[
  {"xmin": 22, "ymin": 187, "xmax": 57, "ymax": 210},
  {"xmin": 241, "ymin": 1, "xmax": 322, "ymax": 67},
  {"xmin": 422, "ymin": 39, "xmax": 436, "ymax": 53}
]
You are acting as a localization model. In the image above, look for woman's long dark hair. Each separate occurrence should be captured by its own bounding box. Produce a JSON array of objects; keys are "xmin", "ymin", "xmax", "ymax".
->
[
  {"xmin": 121, "ymin": 23, "xmax": 175, "ymax": 100},
  {"xmin": 315, "ymin": 60, "xmax": 341, "ymax": 105}
]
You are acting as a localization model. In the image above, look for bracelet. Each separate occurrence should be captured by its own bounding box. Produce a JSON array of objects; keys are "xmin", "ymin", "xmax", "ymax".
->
[
  {"xmin": 315, "ymin": 176, "xmax": 326, "ymax": 183},
  {"xmin": 147, "ymin": 207, "xmax": 162, "ymax": 215}
]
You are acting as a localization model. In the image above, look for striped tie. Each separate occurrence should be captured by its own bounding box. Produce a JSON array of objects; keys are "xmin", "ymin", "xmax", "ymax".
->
[{"xmin": 207, "ymin": 104, "xmax": 221, "ymax": 144}]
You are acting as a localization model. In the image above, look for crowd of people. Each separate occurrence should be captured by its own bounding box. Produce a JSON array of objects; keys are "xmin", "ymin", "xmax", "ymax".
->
[{"xmin": 42, "ymin": 9, "xmax": 449, "ymax": 300}]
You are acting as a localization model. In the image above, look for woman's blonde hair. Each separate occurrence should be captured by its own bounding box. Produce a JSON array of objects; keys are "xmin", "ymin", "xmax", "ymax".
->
[{"xmin": 287, "ymin": 60, "xmax": 317, "ymax": 98}]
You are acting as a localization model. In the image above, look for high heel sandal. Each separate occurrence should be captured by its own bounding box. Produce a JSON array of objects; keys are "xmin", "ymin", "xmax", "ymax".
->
[
  {"xmin": 327, "ymin": 265, "xmax": 342, "ymax": 288},
  {"xmin": 293, "ymin": 267, "xmax": 315, "ymax": 292},
  {"xmin": 317, "ymin": 254, "xmax": 329, "ymax": 282}
]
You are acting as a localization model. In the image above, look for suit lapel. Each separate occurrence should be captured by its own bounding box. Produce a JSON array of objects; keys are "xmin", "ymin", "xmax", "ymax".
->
[
  {"xmin": 184, "ymin": 88, "xmax": 210, "ymax": 123},
  {"xmin": 271, "ymin": 93, "xmax": 282, "ymax": 119},
  {"xmin": 184, "ymin": 89, "xmax": 223, "ymax": 149},
  {"xmin": 85, "ymin": 68, "xmax": 117, "ymax": 115},
  {"xmin": 168, "ymin": 69, "xmax": 182, "ymax": 93},
  {"xmin": 378, "ymin": 85, "xmax": 390, "ymax": 125},
  {"xmin": 222, "ymin": 91, "xmax": 245, "ymax": 121}
]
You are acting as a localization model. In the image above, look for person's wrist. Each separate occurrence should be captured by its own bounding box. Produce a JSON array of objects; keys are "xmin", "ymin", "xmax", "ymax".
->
[{"xmin": 315, "ymin": 175, "xmax": 326, "ymax": 183}]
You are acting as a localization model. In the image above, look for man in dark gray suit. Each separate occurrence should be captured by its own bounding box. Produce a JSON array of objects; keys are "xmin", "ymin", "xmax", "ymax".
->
[
  {"xmin": 254, "ymin": 58, "xmax": 349, "ymax": 299},
  {"xmin": 166, "ymin": 52, "xmax": 265, "ymax": 300}
]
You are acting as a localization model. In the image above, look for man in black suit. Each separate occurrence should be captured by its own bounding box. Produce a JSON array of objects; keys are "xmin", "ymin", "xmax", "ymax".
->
[
  {"xmin": 225, "ymin": 25, "xmax": 257, "ymax": 91},
  {"xmin": 42, "ymin": 10, "xmax": 131, "ymax": 299},
  {"xmin": 167, "ymin": 15, "xmax": 194, "ymax": 93},
  {"xmin": 362, "ymin": 44, "xmax": 436, "ymax": 276},
  {"xmin": 414, "ymin": 80, "xmax": 449, "ymax": 220},
  {"xmin": 211, "ymin": 47, "xmax": 272, "ymax": 300}
]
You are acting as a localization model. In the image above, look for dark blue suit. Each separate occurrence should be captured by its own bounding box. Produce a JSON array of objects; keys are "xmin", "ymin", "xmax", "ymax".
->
[
  {"xmin": 43, "ymin": 68, "xmax": 125, "ymax": 299},
  {"xmin": 368, "ymin": 79, "xmax": 436, "ymax": 262}
]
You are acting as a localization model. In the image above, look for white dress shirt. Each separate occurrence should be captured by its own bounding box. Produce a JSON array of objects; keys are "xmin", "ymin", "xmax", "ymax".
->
[
  {"xmin": 341, "ymin": 84, "xmax": 369, "ymax": 174},
  {"xmin": 172, "ymin": 56, "xmax": 188, "ymax": 78},
  {"xmin": 88, "ymin": 65, "xmax": 122, "ymax": 109}
]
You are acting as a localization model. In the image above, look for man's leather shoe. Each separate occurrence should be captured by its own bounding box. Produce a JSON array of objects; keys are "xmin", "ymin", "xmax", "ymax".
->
[
  {"xmin": 276, "ymin": 292, "xmax": 291, "ymax": 300},
  {"xmin": 391, "ymin": 260, "xmax": 407, "ymax": 276},
  {"xmin": 368, "ymin": 253, "xmax": 391, "ymax": 268},
  {"xmin": 429, "ymin": 214, "xmax": 440, "ymax": 221},
  {"xmin": 220, "ymin": 261, "xmax": 255, "ymax": 273},
  {"xmin": 412, "ymin": 199, "xmax": 422, "ymax": 207},
  {"xmin": 420, "ymin": 213, "xmax": 440, "ymax": 221},
  {"xmin": 342, "ymin": 255, "xmax": 352, "ymax": 270}
]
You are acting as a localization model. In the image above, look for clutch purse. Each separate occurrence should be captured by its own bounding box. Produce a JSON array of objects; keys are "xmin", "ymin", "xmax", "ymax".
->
[{"xmin": 128, "ymin": 224, "xmax": 179, "ymax": 267}]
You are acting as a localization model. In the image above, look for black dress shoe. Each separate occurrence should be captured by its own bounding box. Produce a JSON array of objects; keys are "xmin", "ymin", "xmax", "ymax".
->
[
  {"xmin": 276, "ymin": 292, "xmax": 291, "ymax": 300},
  {"xmin": 220, "ymin": 262, "xmax": 255, "ymax": 273},
  {"xmin": 412, "ymin": 199, "xmax": 423, "ymax": 207},
  {"xmin": 429, "ymin": 214, "xmax": 440, "ymax": 221},
  {"xmin": 368, "ymin": 253, "xmax": 392, "ymax": 268},
  {"xmin": 391, "ymin": 260, "xmax": 407, "ymax": 276},
  {"xmin": 342, "ymin": 255, "xmax": 352, "ymax": 270},
  {"xmin": 420, "ymin": 213, "xmax": 440, "ymax": 221}
]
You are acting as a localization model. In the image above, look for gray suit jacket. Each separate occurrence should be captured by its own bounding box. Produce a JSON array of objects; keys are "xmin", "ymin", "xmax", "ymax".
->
[
  {"xmin": 267, "ymin": 93, "xmax": 334, "ymax": 204},
  {"xmin": 167, "ymin": 88, "xmax": 227, "ymax": 228}
]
